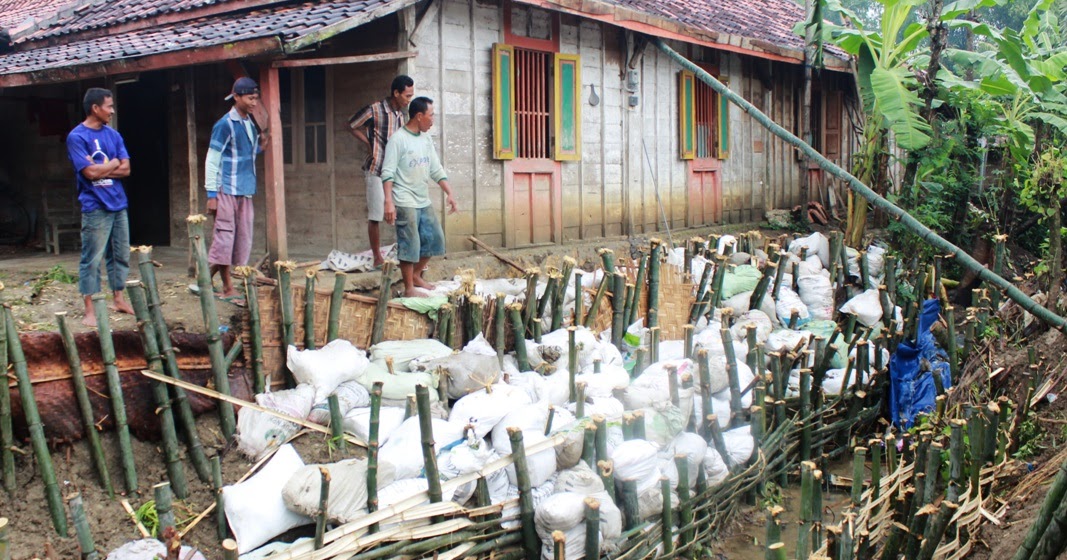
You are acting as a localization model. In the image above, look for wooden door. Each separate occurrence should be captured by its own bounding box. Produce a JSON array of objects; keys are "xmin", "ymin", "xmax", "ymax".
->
[
  {"xmin": 504, "ymin": 159, "xmax": 562, "ymax": 247},
  {"xmin": 687, "ymin": 158, "xmax": 722, "ymax": 226}
]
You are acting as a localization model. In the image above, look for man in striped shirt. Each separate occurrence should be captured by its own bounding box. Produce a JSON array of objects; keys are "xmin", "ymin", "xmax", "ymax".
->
[
  {"xmin": 348, "ymin": 75, "xmax": 414, "ymax": 269},
  {"xmin": 205, "ymin": 77, "xmax": 268, "ymax": 301}
]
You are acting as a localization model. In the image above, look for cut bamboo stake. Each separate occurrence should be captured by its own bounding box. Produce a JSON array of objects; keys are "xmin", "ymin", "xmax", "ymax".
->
[
  {"xmin": 327, "ymin": 271, "xmax": 346, "ymax": 342},
  {"xmin": 0, "ymin": 291, "xmax": 11, "ymax": 495},
  {"xmin": 509, "ymin": 304, "xmax": 529, "ymax": 372},
  {"xmin": 697, "ymin": 349, "xmax": 714, "ymax": 440},
  {"xmin": 553, "ymin": 530, "xmax": 565, "ymax": 560},
  {"xmin": 1014, "ymin": 448, "xmax": 1067, "ymax": 560},
  {"xmin": 303, "ymin": 268, "xmax": 317, "ymax": 350},
  {"xmin": 56, "ymin": 312, "xmax": 113, "ymax": 497},
  {"xmin": 315, "ymin": 467, "xmax": 331, "ymax": 549},
  {"xmin": 4, "ymin": 306, "xmax": 66, "ymax": 536},
  {"xmin": 329, "ymin": 394, "xmax": 346, "ymax": 453},
  {"xmin": 800, "ymin": 369, "xmax": 812, "ymax": 463},
  {"xmin": 648, "ymin": 240, "xmax": 662, "ymax": 329},
  {"xmin": 69, "ymin": 494, "xmax": 99, "ymax": 560},
  {"xmin": 151, "ymin": 379, "xmax": 187, "ymax": 500},
  {"xmin": 371, "ymin": 262, "xmax": 395, "ymax": 346},
  {"xmin": 916, "ymin": 500, "xmax": 957, "ymax": 560},
  {"xmin": 567, "ymin": 327, "xmax": 578, "ymax": 400},
  {"xmin": 212, "ymin": 455, "xmax": 227, "ymax": 541},
  {"xmin": 581, "ymin": 421, "xmax": 595, "ymax": 468},
  {"xmin": 650, "ymin": 327, "xmax": 661, "ymax": 364},
  {"xmin": 469, "ymin": 295, "xmax": 486, "ymax": 341},
  {"xmin": 136, "ymin": 249, "xmax": 211, "ymax": 482},
  {"xmin": 494, "ymin": 293, "xmax": 506, "ymax": 367},
  {"xmin": 91, "ymin": 294, "xmax": 138, "ymax": 495},
  {"xmin": 584, "ymin": 273, "xmax": 609, "ymax": 329},
  {"xmin": 660, "ymin": 476, "xmax": 674, "ymax": 554},
  {"xmin": 797, "ymin": 460, "xmax": 816, "ymax": 560},
  {"xmin": 437, "ymin": 303, "xmax": 454, "ymax": 347},
  {"xmin": 522, "ymin": 269, "xmax": 540, "ymax": 333},
  {"xmin": 584, "ymin": 497, "xmax": 600, "ymax": 560},
  {"xmin": 621, "ymin": 479, "xmax": 640, "ymax": 531},
  {"xmin": 851, "ymin": 447, "xmax": 866, "ymax": 507},
  {"xmin": 573, "ymin": 272, "xmax": 584, "ymax": 327},
  {"xmin": 367, "ymin": 382, "xmax": 383, "ymax": 533},
  {"xmin": 416, "ymin": 385, "xmax": 444, "ymax": 520},
  {"xmin": 707, "ymin": 416, "xmax": 737, "ymax": 472},
  {"xmin": 598, "ymin": 460, "xmax": 615, "ymax": 501},
  {"xmin": 155, "ymin": 482, "xmax": 176, "ymax": 536},
  {"xmin": 508, "ymin": 427, "xmax": 540, "ymax": 560},
  {"xmin": 611, "ymin": 272, "xmax": 626, "ymax": 349},
  {"xmin": 237, "ymin": 269, "xmax": 267, "ymax": 393},
  {"xmin": 676, "ymin": 455, "xmax": 694, "ymax": 548},
  {"xmin": 188, "ymin": 217, "xmax": 237, "ymax": 440},
  {"xmin": 223, "ymin": 539, "xmax": 238, "ymax": 560},
  {"xmin": 276, "ymin": 261, "xmax": 296, "ymax": 385},
  {"xmin": 722, "ymin": 327, "xmax": 744, "ymax": 426}
]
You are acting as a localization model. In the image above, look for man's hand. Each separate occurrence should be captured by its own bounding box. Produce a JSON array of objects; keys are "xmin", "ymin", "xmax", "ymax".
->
[
  {"xmin": 446, "ymin": 196, "xmax": 458, "ymax": 215},
  {"xmin": 206, "ymin": 198, "xmax": 218, "ymax": 215},
  {"xmin": 384, "ymin": 200, "xmax": 396, "ymax": 225}
]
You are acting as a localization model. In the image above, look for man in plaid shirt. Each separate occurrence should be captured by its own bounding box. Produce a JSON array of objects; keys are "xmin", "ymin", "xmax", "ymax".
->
[{"xmin": 348, "ymin": 75, "xmax": 414, "ymax": 269}]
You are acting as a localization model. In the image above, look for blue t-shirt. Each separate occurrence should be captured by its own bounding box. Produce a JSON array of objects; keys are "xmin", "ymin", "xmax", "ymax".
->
[{"xmin": 66, "ymin": 123, "xmax": 130, "ymax": 213}]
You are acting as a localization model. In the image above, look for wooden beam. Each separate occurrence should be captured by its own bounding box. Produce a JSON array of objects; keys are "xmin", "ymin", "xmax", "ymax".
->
[
  {"xmin": 271, "ymin": 50, "xmax": 417, "ymax": 68},
  {"xmin": 0, "ymin": 36, "xmax": 282, "ymax": 88},
  {"xmin": 185, "ymin": 67, "xmax": 199, "ymax": 277},
  {"xmin": 408, "ymin": 0, "xmax": 439, "ymax": 47},
  {"xmin": 260, "ymin": 66, "xmax": 288, "ymax": 264}
]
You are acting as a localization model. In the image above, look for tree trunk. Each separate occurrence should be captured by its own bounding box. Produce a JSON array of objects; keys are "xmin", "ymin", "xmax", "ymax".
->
[
  {"xmin": 901, "ymin": 0, "xmax": 947, "ymax": 191},
  {"xmin": 1048, "ymin": 199, "xmax": 1064, "ymax": 313}
]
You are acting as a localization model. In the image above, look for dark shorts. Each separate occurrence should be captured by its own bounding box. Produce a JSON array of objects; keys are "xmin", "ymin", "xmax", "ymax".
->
[{"xmin": 395, "ymin": 205, "xmax": 445, "ymax": 263}]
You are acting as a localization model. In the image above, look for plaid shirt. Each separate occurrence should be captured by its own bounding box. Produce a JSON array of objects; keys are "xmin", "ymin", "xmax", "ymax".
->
[{"xmin": 348, "ymin": 98, "xmax": 406, "ymax": 175}]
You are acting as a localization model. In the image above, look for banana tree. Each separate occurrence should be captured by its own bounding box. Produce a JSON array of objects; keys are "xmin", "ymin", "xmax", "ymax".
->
[{"xmin": 816, "ymin": 0, "xmax": 935, "ymax": 246}]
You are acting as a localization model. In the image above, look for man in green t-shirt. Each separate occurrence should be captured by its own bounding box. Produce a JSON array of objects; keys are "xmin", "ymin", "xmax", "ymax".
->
[{"xmin": 381, "ymin": 97, "xmax": 458, "ymax": 297}]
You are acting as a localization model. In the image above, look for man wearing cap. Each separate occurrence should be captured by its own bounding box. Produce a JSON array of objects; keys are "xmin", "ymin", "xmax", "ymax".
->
[
  {"xmin": 348, "ymin": 75, "xmax": 414, "ymax": 269},
  {"xmin": 205, "ymin": 77, "xmax": 267, "ymax": 301}
]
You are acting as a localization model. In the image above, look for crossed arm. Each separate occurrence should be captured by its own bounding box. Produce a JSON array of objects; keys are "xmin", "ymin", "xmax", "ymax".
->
[{"xmin": 80, "ymin": 158, "xmax": 130, "ymax": 181}]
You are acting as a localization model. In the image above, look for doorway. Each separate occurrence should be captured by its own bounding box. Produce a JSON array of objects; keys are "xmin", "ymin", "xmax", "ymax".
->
[{"xmin": 117, "ymin": 71, "xmax": 171, "ymax": 246}]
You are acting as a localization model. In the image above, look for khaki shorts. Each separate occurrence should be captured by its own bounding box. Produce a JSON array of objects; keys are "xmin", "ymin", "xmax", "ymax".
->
[{"xmin": 365, "ymin": 171, "xmax": 384, "ymax": 222}]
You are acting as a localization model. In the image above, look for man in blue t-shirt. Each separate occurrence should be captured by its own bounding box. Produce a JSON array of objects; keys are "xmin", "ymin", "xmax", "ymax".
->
[{"xmin": 66, "ymin": 87, "xmax": 134, "ymax": 326}]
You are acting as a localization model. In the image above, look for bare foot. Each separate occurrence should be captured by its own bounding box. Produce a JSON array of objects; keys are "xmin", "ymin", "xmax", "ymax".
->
[
  {"xmin": 413, "ymin": 276, "xmax": 436, "ymax": 290},
  {"xmin": 81, "ymin": 313, "xmax": 97, "ymax": 327},
  {"xmin": 220, "ymin": 289, "xmax": 240, "ymax": 298},
  {"xmin": 404, "ymin": 287, "xmax": 431, "ymax": 298},
  {"xmin": 112, "ymin": 300, "xmax": 135, "ymax": 315}
]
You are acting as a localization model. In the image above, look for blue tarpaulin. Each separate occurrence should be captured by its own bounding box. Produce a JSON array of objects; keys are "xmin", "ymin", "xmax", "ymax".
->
[{"xmin": 888, "ymin": 298, "xmax": 953, "ymax": 429}]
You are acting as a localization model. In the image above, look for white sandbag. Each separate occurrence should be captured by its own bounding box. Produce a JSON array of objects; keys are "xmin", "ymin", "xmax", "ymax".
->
[
  {"xmin": 236, "ymin": 409, "xmax": 300, "ymax": 461},
  {"xmin": 789, "ymin": 232, "xmax": 831, "ymax": 268},
  {"xmin": 867, "ymin": 245, "xmax": 887, "ymax": 278},
  {"xmin": 575, "ymin": 364, "xmax": 631, "ymax": 399},
  {"xmin": 691, "ymin": 394, "xmax": 732, "ymax": 430},
  {"xmin": 723, "ymin": 425, "xmax": 756, "ymax": 464},
  {"xmin": 637, "ymin": 484, "xmax": 678, "ymax": 520},
  {"xmin": 502, "ymin": 429, "xmax": 558, "ymax": 488},
  {"xmin": 106, "ymin": 540, "xmax": 207, "ymax": 560},
  {"xmin": 765, "ymin": 329, "xmax": 813, "ymax": 354},
  {"xmin": 476, "ymin": 277, "xmax": 527, "ymax": 298},
  {"xmin": 450, "ymin": 383, "xmax": 532, "ymax": 438},
  {"xmin": 491, "ymin": 402, "xmax": 554, "ymax": 446},
  {"xmin": 552, "ymin": 465, "xmax": 623, "ymax": 539},
  {"xmin": 798, "ymin": 275, "xmax": 834, "ymax": 321},
  {"xmin": 729, "ymin": 309, "xmax": 774, "ymax": 344},
  {"xmin": 566, "ymin": 396, "xmax": 625, "ymax": 422},
  {"xmin": 541, "ymin": 327, "xmax": 599, "ymax": 369},
  {"xmin": 721, "ymin": 290, "xmax": 753, "ymax": 315},
  {"xmin": 438, "ymin": 435, "xmax": 504, "ymax": 504},
  {"xmin": 551, "ymin": 419, "xmax": 588, "ymax": 471},
  {"xmin": 624, "ymin": 366, "xmax": 696, "ymax": 417},
  {"xmin": 356, "ymin": 361, "xmax": 439, "ymax": 402},
  {"xmin": 369, "ymin": 339, "xmax": 453, "ymax": 371},
  {"xmin": 282, "ymin": 457, "xmax": 395, "ymax": 523},
  {"xmin": 729, "ymin": 251, "xmax": 752, "ymax": 266},
  {"xmin": 287, "ymin": 340, "xmax": 370, "ymax": 403},
  {"xmin": 798, "ymin": 254, "xmax": 824, "ymax": 277},
  {"xmin": 717, "ymin": 235, "xmax": 737, "ymax": 255},
  {"xmin": 238, "ymin": 538, "xmax": 313, "ymax": 560},
  {"xmin": 594, "ymin": 338, "xmax": 625, "ymax": 368},
  {"xmin": 417, "ymin": 344, "xmax": 500, "ymax": 399},
  {"xmin": 377, "ymin": 478, "xmax": 457, "ymax": 510},
  {"xmin": 775, "ymin": 286, "xmax": 811, "ymax": 326},
  {"xmin": 256, "ymin": 384, "xmax": 316, "ymax": 419},
  {"xmin": 538, "ymin": 369, "xmax": 573, "ymax": 406},
  {"xmin": 501, "ymin": 476, "xmax": 558, "ymax": 529},
  {"xmin": 665, "ymin": 432, "xmax": 708, "ymax": 488},
  {"xmin": 342, "ymin": 406, "xmax": 406, "ymax": 446},
  {"xmin": 820, "ymin": 367, "xmax": 869, "ymax": 396},
  {"xmin": 839, "ymin": 288, "xmax": 885, "ymax": 328},
  {"xmin": 703, "ymin": 447, "xmax": 730, "ymax": 487},
  {"xmin": 223, "ymin": 444, "xmax": 311, "ymax": 553},
  {"xmin": 308, "ymin": 381, "xmax": 371, "ymax": 425},
  {"xmin": 379, "ymin": 417, "xmax": 467, "ymax": 480},
  {"xmin": 611, "ymin": 440, "xmax": 661, "ymax": 493},
  {"xmin": 641, "ymin": 403, "xmax": 687, "ymax": 446}
]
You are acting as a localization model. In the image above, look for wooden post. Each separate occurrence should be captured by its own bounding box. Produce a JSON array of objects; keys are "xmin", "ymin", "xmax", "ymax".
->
[
  {"xmin": 185, "ymin": 67, "xmax": 200, "ymax": 277},
  {"xmin": 260, "ymin": 65, "xmax": 288, "ymax": 264}
]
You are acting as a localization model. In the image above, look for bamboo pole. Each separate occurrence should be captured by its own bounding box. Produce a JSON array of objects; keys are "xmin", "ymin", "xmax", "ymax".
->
[
  {"xmin": 800, "ymin": 369, "xmax": 812, "ymax": 463},
  {"xmin": 722, "ymin": 328, "xmax": 744, "ymax": 427},
  {"xmin": 567, "ymin": 326, "xmax": 578, "ymax": 400},
  {"xmin": 367, "ymin": 381, "xmax": 383, "ymax": 533},
  {"xmin": 0, "ymin": 292, "xmax": 11, "ymax": 495},
  {"xmin": 438, "ymin": 303, "xmax": 454, "ymax": 347},
  {"xmin": 315, "ymin": 467, "xmax": 331, "ymax": 549},
  {"xmin": 622, "ymin": 479, "xmax": 640, "ymax": 531},
  {"xmin": 69, "ymin": 493, "xmax": 99, "ymax": 560},
  {"xmin": 136, "ymin": 249, "xmax": 211, "ymax": 482},
  {"xmin": 797, "ymin": 460, "xmax": 816, "ymax": 560},
  {"xmin": 56, "ymin": 312, "xmax": 113, "ymax": 497},
  {"xmin": 707, "ymin": 416, "xmax": 737, "ymax": 472},
  {"xmin": 416, "ymin": 385, "xmax": 444, "ymax": 518},
  {"xmin": 653, "ymin": 37, "xmax": 1067, "ymax": 331},
  {"xmin": 469, "ymin": 295, "xmax": 486, "ymax": 340},
  {"xmin": 581, "ymin": 421, "xmax": 596, "ymax": 468},
  {"xmin": 916, "ymin": 500, "xmax": 957, "ymax": 560},
  {"xmin": 660, "ymin": 476, "xmax": 675, "ymax": 554},
  {"xmin": 1014, "ymin": 448, "xmax": 1067, "ymax": 560},
  {"xmin": 508, "ymin": 427, "xmax": 540, "ymax": 560},
  {"xmin": 553, "ymin": 530, "xmax": 565, "ymax": 560},
  {"xmin": 598, "ymin": 460, "xmax": 615, "ymax": 502},
  {"xmin": 329, "ymin": 394, "xmax": 346, "ymax": 453},
  {"xmin": 495, "ymin": 293, "xmax": 507, "ymax": 367},
  {"xmin": 91, "ymin": 295, "xmax": 138, "ymax": 495},
  {"xmin": 213, "ymin": 455, "xmax": 227, "ymax": 541},
  {"xmin": 691, "ymin": 257, "xmax": 716, "ymax": 323},
  {"xmin": 522, "ymin": 269, "xmax": 540, "ymax": 333},
  {"xmin": 222, "ymin": 539, "xmax": 238, "ymax": 560},
  {"xmin": 870, "ymin": 439, "xmax": 882, "ymax": 502},
  {"xmin": 188, "ymin": 217, "xmax": 237, "ymax": 439},
  {"xmin": 584, "ymin": 497, "xmax": 600, "ymax": 560},
  {"xmin": 154, "ymin": 482, "xmax": 176, "ymax": 536},
  {"xmin": 584, "ymin": 273, "xmax": 610, "ymax": 329},
  {"xmin": 371, "ymin": 262, "xmax": 395, "ymax": 346},
  {"xmin": 650, "ymin": 327, "xmax": 660, "ymax": 364},
  {"xmin": 236, "ymin": 269, "xmax": 266, "ymax": 393},
  {"xmin": 574, "ymin": 272, "xmax": 584, "ymax": 327},
  {"xmin": 851, "ymin": 447, "xmax": 866, "ymax": 508},
  {"xmin": 326, "ymin": 271, "xmax": 346, "ymax": 342},
  {"xmin": 510, "ymin": 304, "xmax": 529, "ymax": 372},
  {"xmin": 4, "ymin": 306, "xmax": 66, "ymax": 536},
  {"xmin": 648, "ymin": 240, "xmax": 662, "ymax": 329},
  {"xmin": 302, "ymin": 268, "xmax": 317, "ymax": 349},
  {"xmin": 612, "ymin": 272, "xmax": 626, "ymax": 349},
  {"xmin": 676, "ymin": 454, "xmax": 694, "ymax": 549}
]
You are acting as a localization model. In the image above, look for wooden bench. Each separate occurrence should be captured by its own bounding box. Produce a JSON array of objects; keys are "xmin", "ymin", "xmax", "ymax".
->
[{"xmin": 42, "ymin": 183, "xmax": 81, "ymax": 255}]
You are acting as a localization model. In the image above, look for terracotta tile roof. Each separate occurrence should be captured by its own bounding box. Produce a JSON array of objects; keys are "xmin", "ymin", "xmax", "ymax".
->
[
  {"xmin": 0, "ymin": 0, "xmax": 78, "ymax": 31},
  {"xmin": 612, "ymin": 0, "xmax": 809, "ymax": 54},
  {"xmin": 17, "ymin": 0, "xmax": 247, "ymax": 43},
  {"xmin": 0, "ymin": 0, "xmax": 397, "ymax": 77}
]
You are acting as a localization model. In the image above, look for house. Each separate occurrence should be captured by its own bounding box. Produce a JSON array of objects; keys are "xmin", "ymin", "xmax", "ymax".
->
[{"xmin": 0, "ymin": 0, "xmax": 858, "ymax": 264}]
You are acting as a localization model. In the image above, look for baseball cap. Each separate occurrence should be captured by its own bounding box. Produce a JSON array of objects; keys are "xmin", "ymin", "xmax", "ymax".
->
[{"xmin": 225, "ymin": 77, "xmax": 260, "ymax": 100}]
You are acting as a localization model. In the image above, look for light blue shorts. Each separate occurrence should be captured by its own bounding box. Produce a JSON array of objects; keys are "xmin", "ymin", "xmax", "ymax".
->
[{"xmin": 395, "ymin": 205, "xmax": 445, "ymax": 263}]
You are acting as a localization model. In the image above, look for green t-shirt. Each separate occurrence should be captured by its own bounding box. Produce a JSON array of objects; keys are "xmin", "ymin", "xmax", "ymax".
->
[{"xmin": 380, "ymin": 127, "xmax": 448, "ymax": 208}]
